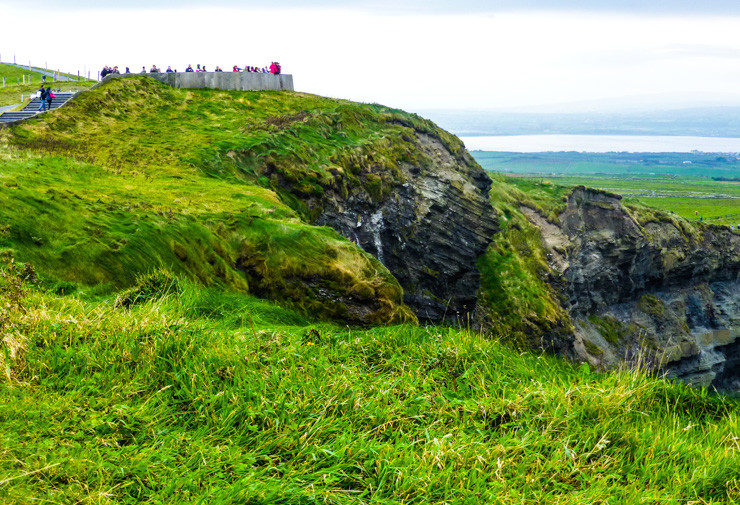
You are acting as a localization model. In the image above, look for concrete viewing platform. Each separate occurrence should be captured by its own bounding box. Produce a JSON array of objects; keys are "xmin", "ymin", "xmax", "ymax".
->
[{"xmin": 100, "ymin": 71, "xmax": 294, "ymax": 92}]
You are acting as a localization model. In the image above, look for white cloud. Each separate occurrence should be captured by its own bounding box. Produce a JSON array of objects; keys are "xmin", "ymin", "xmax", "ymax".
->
[{"xmin": 2, "ymin": 4, "xmax": 740, "ymax": 111}]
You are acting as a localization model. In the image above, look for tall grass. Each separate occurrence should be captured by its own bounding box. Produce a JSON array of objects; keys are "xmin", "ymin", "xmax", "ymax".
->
[
  {"xmin": 1, "ymin": 272, "xmax": 737, "ymax": 503},
  {"xmin": 0, "ymin": 73, "xmax": 738, "ymax": 504}
]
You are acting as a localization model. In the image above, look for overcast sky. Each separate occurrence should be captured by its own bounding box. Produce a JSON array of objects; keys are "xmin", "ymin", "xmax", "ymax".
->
[{"xmin": 2, "ymin": 0, "xmax": 740, "ymax": 113}]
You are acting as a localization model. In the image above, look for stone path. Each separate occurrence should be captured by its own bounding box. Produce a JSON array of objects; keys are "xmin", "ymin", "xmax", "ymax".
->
[{"xmin": 0, "ymin": 92, "xmax": 78, "ymax": 124}]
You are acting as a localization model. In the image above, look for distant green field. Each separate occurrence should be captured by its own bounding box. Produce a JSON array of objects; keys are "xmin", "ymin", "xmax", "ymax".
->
[
  {"xmin": 506, "ymin": 175, "xmax": 740, "ymax": 226},
  {"xmin": 636, "ymin": 196, "xmax": 740, "ymax": 225},
  {"xmin": 471, "ymin": 151, "xmax": 740, "ymax": 226},
  {"xmin": 472, "ymin": 151, "xmax": 740, "ymax": 179}
]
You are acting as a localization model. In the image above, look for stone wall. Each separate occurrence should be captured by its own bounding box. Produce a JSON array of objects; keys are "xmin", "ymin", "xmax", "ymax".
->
[{"xmin": 100, "ymin": 71, "xmax": 294, "ymax": 91}]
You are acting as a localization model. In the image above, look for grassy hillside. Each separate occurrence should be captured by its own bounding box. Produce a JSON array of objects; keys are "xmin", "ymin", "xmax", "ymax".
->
[
  {"xmin": 1, "ymin": 267, "xmax": 738, "ymax": 503},
  {"xmin": 0, "ymin": 76, "xmax": 431, "ymax": 324},
  {"xmin": 476, "ymin": 175, "xmax": 573, "ymax": 346},
  {"xmin": 1, "ymin": 74, "xmax": 738, "ymax": 503}
]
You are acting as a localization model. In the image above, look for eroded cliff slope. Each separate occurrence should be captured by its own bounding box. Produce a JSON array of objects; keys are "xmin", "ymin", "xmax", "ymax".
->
[
  {"xmin": 1, "ymin": 77, "xmax": 496, "ymax": 326},
  {"xmin": 514, "ymin": 187, "xmax": 740, "ymax": 392}
]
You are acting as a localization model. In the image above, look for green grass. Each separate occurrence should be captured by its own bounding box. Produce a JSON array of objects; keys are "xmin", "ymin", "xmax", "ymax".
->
[
  {"xmin": 0, "ymin": 62, "xmax": 95, "ymax": 108},
  {"xmin": 517, "ymin": 176, "xmax": 740, "ymax": 226},
  {"xmin": 632, "ymin": 197, "xmax": 740, "ymax": 226},
  {"xmin": 0, "ymin": 77, "xmax": 432, "ymax": 324},
  {"xmin": 475, "ymin": 175, "xmax": 573, "ymax": 345},
  {"xmin": 0, "ymin": 150, "xmax": 409, "ymax": 324},
  {"xmin": 1, "ymin": 268, "xmax": 738, "ymax": 504},
  {"xmin": 0, "ymin": 65, "xmax": 737, "ymax": 504}
]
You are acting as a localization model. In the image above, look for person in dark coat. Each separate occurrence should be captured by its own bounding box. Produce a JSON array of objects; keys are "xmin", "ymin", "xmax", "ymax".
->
[
  {"xmin": 46, "ymin": 88, "xmax": 54, "ymax": 110},
  {"xmin": 37, "ymin": 84, "xmax": 49, "ymax": 111}
]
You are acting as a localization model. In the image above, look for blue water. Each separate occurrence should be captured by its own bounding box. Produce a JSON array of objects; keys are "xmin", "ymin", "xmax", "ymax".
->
[{"xmin": 460, "ymin": 135, "xmax": 740, "ymax": 153}]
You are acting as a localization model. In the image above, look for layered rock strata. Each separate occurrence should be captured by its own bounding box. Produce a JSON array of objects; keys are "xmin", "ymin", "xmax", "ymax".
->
[
  {"xmin": 525, "ymin": 187, "xmax": 740, "ymax": 392},
  {"xmin": 314, "ymin": 131, "xmax": 499, "ymax": 322}
]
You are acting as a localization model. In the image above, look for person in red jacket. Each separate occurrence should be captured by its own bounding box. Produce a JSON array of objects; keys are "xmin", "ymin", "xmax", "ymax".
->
[{"xmin": 269, "ymin": 62, "xmax": 277, "ymax": 74}]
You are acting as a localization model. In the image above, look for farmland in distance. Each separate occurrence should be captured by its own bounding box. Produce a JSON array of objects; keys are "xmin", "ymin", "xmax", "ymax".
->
[{"xmin": 472, "ymin": 151, "xmax": 740, "ymax": 226}]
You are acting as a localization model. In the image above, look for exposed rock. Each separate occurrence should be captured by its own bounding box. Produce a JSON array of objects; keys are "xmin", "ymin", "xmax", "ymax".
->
[
  {"xmin": 313, "ymin": 131, "xmax": 499, "ymax": 323},
  {"xmin": 524, "ymin": 187, "xmax": 740, "ymax": 393},
  {"xmin": 560, "ymin": 188, "xmax": 740, "ymax": 315}
]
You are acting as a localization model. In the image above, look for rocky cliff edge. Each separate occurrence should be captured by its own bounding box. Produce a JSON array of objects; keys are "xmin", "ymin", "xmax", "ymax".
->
[{"xmin": 523, "ymin": 187, "xmax": 740, "ymax": 392}]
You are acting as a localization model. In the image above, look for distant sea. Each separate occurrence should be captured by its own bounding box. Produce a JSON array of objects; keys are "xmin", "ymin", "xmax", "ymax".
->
[{"xmin": 459, "ymin": 135, "xmax": 740, "ymax": 153}]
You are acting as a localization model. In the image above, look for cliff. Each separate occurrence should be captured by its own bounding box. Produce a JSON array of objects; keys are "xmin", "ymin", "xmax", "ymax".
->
[
  {"xmin": 0, "ymin": 77, "xmax": 495, "ymax": 327},
  {"xmin": 255, "ymin": 119, "xmax": 498, "ymax": 322},
  {"xmin": 515, "ymin": 187, "xmax": 740, "ymax": 393},
  {"xmin": 2, "ymin": 76, "xmax": 738, "ymax": 392}
]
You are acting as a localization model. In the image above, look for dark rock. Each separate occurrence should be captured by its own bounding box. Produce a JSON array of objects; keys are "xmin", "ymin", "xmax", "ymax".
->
[
  {"xmin": 314, "ymin": 131, "xmax": 499, "ymax": 323},
  {"xmin": 524, "ymin": 187, "xmax": 740, "ymax": 393}
]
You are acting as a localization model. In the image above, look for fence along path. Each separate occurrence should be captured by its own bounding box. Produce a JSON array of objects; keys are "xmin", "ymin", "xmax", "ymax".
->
[{"xmin": 2, "ymin": 62, "xmax": 80, "ymax": 82}]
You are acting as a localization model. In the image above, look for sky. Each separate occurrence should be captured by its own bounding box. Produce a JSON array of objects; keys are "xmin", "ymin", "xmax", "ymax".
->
[{"xmin": 2, "ymin": 0, "xmax": 740, "ymax": 114}]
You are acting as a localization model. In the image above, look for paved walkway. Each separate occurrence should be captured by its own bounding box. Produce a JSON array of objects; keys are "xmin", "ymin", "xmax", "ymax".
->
[{"xmin": 1, "ymin": 62, "xmax": 78, "ymax": 82}]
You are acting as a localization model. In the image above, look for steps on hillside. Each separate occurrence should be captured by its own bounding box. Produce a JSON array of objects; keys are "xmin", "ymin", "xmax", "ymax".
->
[
  {"xmin": 0, "ymin": 111, "xmax": 41, "ymax": 122},
  {"xmin": 0, "ymin": 92, "xmax": 78, "ymax": 124}
]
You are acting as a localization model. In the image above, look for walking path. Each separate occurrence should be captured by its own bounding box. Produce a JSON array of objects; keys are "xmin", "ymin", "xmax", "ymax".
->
[
  {"xmin": 0, "ymin": 92, "xmax": 78, "ymax": 124},
  {"xmin": 2, "ymin": 62, "xmax": 77, "ymax": 82}
]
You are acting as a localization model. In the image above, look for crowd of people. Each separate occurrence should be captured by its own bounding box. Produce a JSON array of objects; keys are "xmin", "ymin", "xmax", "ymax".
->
[{"xmin": 99, "ymin": 62, "xmax": 282, "ymax": 79}]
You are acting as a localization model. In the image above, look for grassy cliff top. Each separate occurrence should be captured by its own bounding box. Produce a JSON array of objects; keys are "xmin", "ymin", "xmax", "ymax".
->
[{"xmin": 2, "ymin": 76, "xmax": 462, "ymax": 324}]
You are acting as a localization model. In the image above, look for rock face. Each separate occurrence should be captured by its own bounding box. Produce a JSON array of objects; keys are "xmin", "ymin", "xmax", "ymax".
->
[
  {"xmin": 314, "ymin": 131, "xmax": 499, "ymax": 323},
  {"xmin": 525, "ymin": 187, "xmax": 740, "ymax": 393}
]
